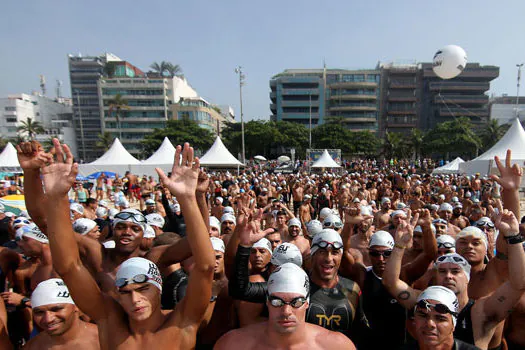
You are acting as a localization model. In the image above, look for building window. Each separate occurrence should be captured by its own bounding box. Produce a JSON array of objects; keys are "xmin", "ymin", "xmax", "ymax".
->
[{"xmin": 4, "ymin": 107, "xmax": 15, "ymax": 111}]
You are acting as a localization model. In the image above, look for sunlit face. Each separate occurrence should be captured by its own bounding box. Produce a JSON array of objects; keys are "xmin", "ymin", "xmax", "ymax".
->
[
  {"xmin": 288, "ymin": 225, "xmax": 301, "ymax": 238},
  {"xmin": 250, "ymin": 247, "xmax": 271, "ymax": 271},
  {"xmin": 221, "ymin": 221, "xmax": 235, "ymax": 235},
  {"xmin": 118, "ymin": 283, "xmax": 160, "ymax": 322},
  {"xmin": 455, "ymin": 236, "xmax": 486, "ymax": 265},
  {"xmin": 17, "ymin": 236, "xmax": 43, "ymax": 257},
  {"xmin": 114, "ymin": 222, "xmax": 144, "ymax": 253},
  {"xmin": 70, "ymin": 211, "xmax": 83, "ymax": 220},
  {"xmin": 209, "ymin": 226, "xmax": 220, "ymax": 238},
  {"xmin": 214, "ymin": 251, "xmax": 225, "ymax": 277},
  {"xmin": 267, "ymin": 292, "xmax": 308, "ymax": 334},
  {"xmin": 434, "ymin": 224, "xmax": 447, "ymax": 236},
  {"xmin": 266, "ymin": 232, "xmax": 282, "ymax": 251},
  {"xmin": 311, "ymin": 247, "xmax": 341, "ymax": 282},
  {"xmin": 357, "ymin": 217, "xmax": 372, "ymax": 234},
  {"xmin": 276, "ymin": 215, "xmax": 286, "ymax": 226},
  {"xmin": 439, "ymin": 210, "xmax": 452, "ymax": 221},
  {"xmin": 33, "ymin": 303, "xmax": 78, "ymax": 336},
  {"xmin": 437, "ymin": 247, "xmax": 455, "ymax": 257},
  {"xmin": 414, "ymin": 300, "xmax": 455, "ymax": 348},
  {"xmin": 392, "ymin": 214, "xmax": 406, "ymax": 227},
  {"xmin": 412, "ymin": 232, "xmax": 423, "ymax": 251},
  {"xmin": 435, "ymin": 263, "xmax": 468, "ymax": 295},
  {"xmin": 86, "ymin": 226, "xmax": 101, "ymax": 240}
]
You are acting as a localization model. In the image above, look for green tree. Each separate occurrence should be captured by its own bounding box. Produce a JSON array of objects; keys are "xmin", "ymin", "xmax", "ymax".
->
[
  {"xmin": 103, "ymin": 62, "xmax": 117, "ymax": 77},
  {"xmin": 479, "ymin": 119, "xmax": 507, "ymax": 151},
  {"xmin": 107, "ymin": 94, "xmax": 129, "ymax": 139},
  {"xmin": 150, "ymin": 61, "xmax": 183, "ymax": 77},
  {"xmin": 165, "ymin": 62, "xmax": 183, "ymax": 77},
  {"xmin": 312, "ymin": 123, "xmax": 354, "ymax": 153},
  {"xmin": 423, "ymin": 117, "xmax": 482, "ymax": 159},
  {"xmin": 351, "ymin": 131, "xmax": 381, "ymax": 157},
  {"xmin": 17, "ymin": 118, "xmax": 45, "ymax": 140},
  {"xmin": 140, "ymin": 119, "xmax": 214, "ymax": 157},
  {"xmin": 409, "ymin": 128, "xmax": 424, "ymax": 160},
  {"xmin": 96, "ymin": 132, "xmax": 115, "ymax": 152},
  {"xmin": 0, "ymin": 137, "xmax": 7, "ymax": 153}
]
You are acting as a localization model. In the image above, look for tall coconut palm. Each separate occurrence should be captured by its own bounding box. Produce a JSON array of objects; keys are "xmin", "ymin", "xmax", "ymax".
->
[
  {"xmin": 409, "ymin": 128, "xmax": 424, "ymax": 160},
  {"xmin": 108, "ymin": 94, "xmax": 129, "ymax": 140},
  {"xmin": 165, "ymin": 62, "xmax": 183, "ymax": 77},
  {"xmin": 96, "ymin": 132, "xmax": 115, "ymax": 151},
  {"xmin": 17, "ymin": 118, "xmax": 45, "ymax": 140},
  {"xmin": 150, "ymin": 61, "xmax": 183, "ymax": 77},
  {"xmin": 480, "ymin": 119, "xmax": 507, "ymax": 151}
]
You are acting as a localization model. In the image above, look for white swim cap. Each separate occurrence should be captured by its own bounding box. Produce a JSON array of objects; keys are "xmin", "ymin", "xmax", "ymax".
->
[
  {"xmin": 439, "ymin": 203, "xmax": 453, "ymax": 212},
  {"xmin": 271, "ymin": 243, "xmax": 303, "ymax": 267},
  {"xmin": 221, "ymin": 213, "xmax": 236, "ymax": 224},
  {"xmin": 21, "ymin": 226, "xmax": 48, "ymax": 244},
  {"xmin": 252, "ymin": 238, "xmax": 272, "ymax": 255},
  {"xmin": 323, "ymin": 214, "xmax": 343, "ymax": 229},
  {"xmin": 416, "ymin": 286, "xmax": 459, "ymax": 326},
  {"xmin": 143, "ymin": 224, "xmax": 156, "ymax": 239},
  {"xmin": 73, "ymin": 218, "xmax": 97, "ymax": 236},
  {"xmin": 69, "ymin": 203, "xmax": 84, "ymax": 214},
  {"xmin": 216, "ymin": 197, "xmax": 224, "ymax": 204},
  {"xmin": 223, "ymin": 206, "xmax": 234, "ymax": 214},
  {"xmin": 369, "ymin": 230, "xmax": 394, "ymax": 249},
  {"xmin": 437, "ymin": 235, "xmax": 456, "ymax": 252},
  {"xmin": 96, "ymin": 207, "xmax": 108, "ymax": 218},
  {"xmin": 435, "ymin": 253, "xmax": 471, "ymax": 281},
  {"xmin": 112, "ymin": 209, "xmax": 145, "ymax": 231},
  {"xmin": 268, "ymin": 263, "xmax": 309, "ymax": 298},
  {"xmin": 98, "ymin": 200, "xmax": 109, "ymax": 208},
  {"xmin": 209, "ymin": 216, "xmax": 221, "ymax": 233},
  {"xmin": 311, "ymin": 229, "xmax": 343, "ymax": 256},
  {"xmin": 288, "ymin": 218, "xmax": 301, "ymax": 228},
  {"xmin": 102, "ymin": 240, "xmax": 116, "ymax": 249},
  {"xmin": 319, "ymin": 208, "xmax": 332, "ymax": 221},
  {"xmin": 305, "ymin": 220, "xmax": 323, "ymax": 239},
  {"xmin": 145, "ymin": 213, "xmax": 165, "ymax": 228},
  {"xmin": 210, "ymin": 237, "xmax": 225, "ymax": 253},
  {"xmin": 115, "ymin": 257, "xmax": 162, "ymax": 291},
  {"xmin": 391, "ymin": 210, "xmax": 407, "ymax": 218},
  {"xmin": 108, "ymin": 208, "xmax": 119, "ymax": 220},
  {"xmin": 31, "ymin": 279, "xmax": 74, "ymax": 308},
  {"xmin": 456, "ymin": 226, "xmax": 487, "ymax": 251},
  {"xmin": 360, "ymin": 205, "xmax": 373, "ymax": 217}
]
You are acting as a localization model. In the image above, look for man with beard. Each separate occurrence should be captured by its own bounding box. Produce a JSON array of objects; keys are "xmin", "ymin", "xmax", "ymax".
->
[
  {"xmin": 374, "ymin": 197, "xmax": 392, "ymax": 229},
  {"xmin": 350, "ymin": 206, "xmax": 375, "ymax": 266},
  {"xmin": 216, "ymin": 263, "xmax": 355, "ymax": 350},
  {"xmin": 451, "ymin": 203, "xmax": 469, "ymax": 229},
  {"xmin": 24, "ymin": 278, "xmax": 100, "ymax": 350},
  {"xmin": 220, "ymin": 213, "xmax": 236, "ymax": 246},
  {"xmin": 298, "ymin": 194, "xmax": 314, "ymax": 227},
  {"xmin": 284, "ymin": 218, "xmax": 310, "ymax": 258},
  {"xmin": 383, "ymin": 210, "xmax": 525, "ymax": 350},
  {"xmin": 438, "ymin": 203, "xmax": 461, "ymax": 236}
]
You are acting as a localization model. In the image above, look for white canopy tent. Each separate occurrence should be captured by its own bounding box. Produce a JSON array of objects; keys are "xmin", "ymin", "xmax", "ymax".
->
[
  {"xmin": 0, "ymin": 143, "xmax": 22, "ymax": 172},
  {"xmin": 199, "ymin": 136, "xmax": 244, "ymax": 167},
  {"xmin": 311, "ymin": 149, "xmax": 341, "ymax": 168},
  {"xmin": 130, "ymin": 137, "xmax": 176, "ymax": 177},
  {"xmin": 78, "ymin": 138, "xmax": 141, "ymax": 176},
  {"xmin": 460, "ymin": 118, "xmax": 525, "ymax": 176},
  {"xmin": 432, "ymin": 157, "xmax": 465, "ymax": 175}
]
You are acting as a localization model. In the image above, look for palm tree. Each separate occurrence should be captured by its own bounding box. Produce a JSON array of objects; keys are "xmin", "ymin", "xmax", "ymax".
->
[
  {"xmin": 165, "ymin": 62, "xmax": 183, "ymax": 77},
  {"xmin": 107, "ymin": 94, "xmax": 130, "ymax": 139},
  {"xmin": 409, "ymin": 128, "xmax": 424, "ymax": 160},
  {"xmin": 0, "ymin": 137, "xmax": 7, "ymax": 153},
  {"xmin": 480, "ymin": 119, "xmax": 506, "ymax": 151},
  {"xmin": 17, "ymin": 118, "xmax": 45, "ymax": 140},
  {"xmin": 96, "ymin": 132, "xmax": 114, "ymax": 151},
  {"xmin": 384, "ymin": 131, "xmax": 405, "ymax": 159},
  {"xmin": 150, "ymin": 61, "xmax": 183, "ymax": 77}
]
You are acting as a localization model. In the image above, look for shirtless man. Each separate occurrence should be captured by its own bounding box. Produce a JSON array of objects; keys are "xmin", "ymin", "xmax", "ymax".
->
[
  {"xmin": 292, "ymin": 181, "xmax": 304, "ymax": 215},
  {"xmin": 43, "ymin": 141, "xmax": 215, "ymax": 349},
  {"xmin": 348, "ymin": 207, "xmax": 375, "ymax": 266},
  {"xmin": 140, "ymin": 178, "xmax": 154, "ymax": 212},
  {"xmin": 438, "ymin": 203, "xmax": 461, "ymax": 236},
  {"xmin": 374, "ymin": 197, "xmax": 392, "ymax": 229},
  {"xmin": 24, "ymin": 278, "xmax": 100, "ymax": 350},
  {"xmin": 337, "ymin": 184, "xmax": 351, "ymax": 217},
  {"xmin": 298, "ymin": 194, "xmax": 314, "ymax": 227},
  {"xmin": 96, "ymin": 173, "xmax": 105, "ymax": 201},
  {"xmin": 284, "ymin": 218, "xmax": 310, "ymax": 258},
  {"xmin": 450, "ymin": 203, "xmax": 469, "ymax": 229},
  {"xmin": 215, "ymin": 263, "xmax": 355, "ymax": 350}
]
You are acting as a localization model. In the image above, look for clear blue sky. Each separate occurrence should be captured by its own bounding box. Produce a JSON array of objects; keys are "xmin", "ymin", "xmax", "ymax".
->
[{"xmin": 1, "ymin": 0, "xmax": 524, "ymax": 121}]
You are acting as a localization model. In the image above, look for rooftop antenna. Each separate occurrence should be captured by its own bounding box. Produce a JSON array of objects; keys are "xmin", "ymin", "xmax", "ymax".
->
[{"xmin": 40, "ymin": 75, "xmax": 46, "ymax": 96}]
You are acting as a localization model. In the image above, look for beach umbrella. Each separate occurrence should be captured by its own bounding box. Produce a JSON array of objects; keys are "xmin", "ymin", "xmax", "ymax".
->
[{"xmin": 0, "ymin": 194, "xmax": 26, "ymax": 215}]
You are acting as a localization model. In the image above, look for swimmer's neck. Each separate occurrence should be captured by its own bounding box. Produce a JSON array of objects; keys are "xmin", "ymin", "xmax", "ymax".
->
[
  {"xmin": 264, "ymin": 321, "xmax": 308, "ymax": 347},
  {"xmin": 48, "ymin": 316, "xmax": 85, "ymax": 345},
  {"xmin": 310, "ymin": 273, "xmax": 338, "ymax": 289},
  {"xmin": 110, "ymin": 248, "xmax": 142, "ymax": 265},
  {"xmin": 129, "ymin": 307, "xmax": 166, "ymax": 335}
]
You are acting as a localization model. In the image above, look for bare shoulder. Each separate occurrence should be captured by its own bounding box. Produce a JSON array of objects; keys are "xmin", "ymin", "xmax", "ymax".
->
[
  {"xmin": 23, "ymin": 333, "xmax": 48, "ymax": 350},
  {"xmin": 310, "ymin": 324, "xmax": 356, "ymax": 349},
  {"xmin": 214, "ymin": 323, "xmax": 263, "ymax": 349}
]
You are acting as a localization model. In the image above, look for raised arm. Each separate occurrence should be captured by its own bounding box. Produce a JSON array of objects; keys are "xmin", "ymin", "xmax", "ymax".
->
[
  {"xmin": 491, "ymin": 149, "xmax": 522, "ymax": 219},
  {"xmin": 42, "ymin": 139, "xmax": 109, "ymax": 322},
  {"xmin": 196, "ymin": 170, "xmax": 210, "ymax": 232},
  {"xmin": 382, "ymin": 218, "xmax": 421, "ymax": 309},
  {"xmin": 478, "ymin": 210, "xmax": 525, "ymax": 326},
  {"xmin": 156, "ymin": 143, "xmax": 215, "ymax": 327},
  {"xmin": 16, "ymin": 141, "xmax": 52, "ymax": 231}
]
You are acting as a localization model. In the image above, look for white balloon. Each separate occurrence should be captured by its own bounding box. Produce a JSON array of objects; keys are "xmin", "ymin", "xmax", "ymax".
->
[{"xmin": 432, "ymin": 45, "xmax": 467, "ymax": 79}]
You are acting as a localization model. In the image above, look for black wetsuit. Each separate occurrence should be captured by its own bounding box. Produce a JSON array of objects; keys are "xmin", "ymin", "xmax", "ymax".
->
[
  {"xmin": 161, "ymin": 269, "xmax": 188, "ymax": 310},
  {"xmin": 401, "ymin": 338, "xmax": 481, "ymax": 349},
  {"xmin": 455, "ymin": 299, "xmax": 475, "ymax": 345},
  {"xmin": 362, "ymin": 268, "xmax": 407, "ymax": 348}
]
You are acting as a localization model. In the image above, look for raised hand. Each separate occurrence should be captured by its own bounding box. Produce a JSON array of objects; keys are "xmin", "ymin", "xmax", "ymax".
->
[
  {"xmin": 416, "ymin": 209, "xmax": 431, "ymax": 228},
  {"xmin": 156, "ymin": 143, "xmax": 199, "ymax": 198},
  {"xmin": 494, "ymin": 209, "xmax": 520, "ymax": 237},
  {"xmin": 196, "ymin": 169, "xmax": 210, "ymax": 194},
  {"xmin": 491, "ymin": 149, "xmax": 523, "ymax": 191},
  {"xmin": 238, "ymin": 209, "xmax": 272, "ymax": 246},
  {"xmin": 16, "ymin": 141, "xmax": 52, "ymax": 170},
  {"xmin": 41, "ymin": 139, "xmax": 78, "ymax": 198},
  {"xmin": 395, "ymin": 218, "xmax": 416, "ymax": 248}
]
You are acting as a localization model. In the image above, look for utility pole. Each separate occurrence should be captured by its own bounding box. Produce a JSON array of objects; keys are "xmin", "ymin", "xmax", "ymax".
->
[
  {"xmin": 516, "ymin": 63, "xmax": 523, "ymax": 118},
  {"xmin": 309, "ymin": 93, "xmax": 312, "ymax": 149},
  {"xmin": 234, "ymin": 66, "xmax": 246, "ymax": 164}
]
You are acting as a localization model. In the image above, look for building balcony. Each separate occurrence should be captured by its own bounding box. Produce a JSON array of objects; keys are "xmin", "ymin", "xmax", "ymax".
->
[
  {"xmin": 388, "ymin": 96, "xmax": 417, "ymax": 102},
  {"xmin": 330, "ymin": 94, "xmax": 377, "ymax": 101},
  {"xmin": 386, "ymin": 117, "xmax": 417, "ymax": 128},
  {"xmin": 270, "ymin": 92, "xmax": 276, "ymax": 99},
  {"xmin": 336, "ymin": 117, "xmax": 377, "ymax": 123},
  {"xmin": 329, "ymin": 82, "xmax": 377, "ymax": 89},
  {"xmin": 102, "ymin": 95, "xmax": 167, "ymax": 100},
  {"xmin": 429, "ymin": 82, "xmax": 490, "ymax": 92},
  {"xmin": 70, "ymin": 71, "xmax": 102, "ymax": 78},
  {"xmin": 100, "ymin": 82, "xmax": 166, "ymax": 88},
  {"xmin": 387, "ymin": 108, "xmax": 417, "ymax": 115},
  {"xmin": 389, "ymin": 80, "xmax": 416, "ymax": 88},
  {"xmin": 329, "ymin": 105, "xmax": 377, "ymax": 112},
  {"xmin": 281, "ymin": 89, "xmax": 319, "ymax": 95},
  {"xmin": 3, "ymin": 111, "xmax": 16, "ymax": 116},
  {"xmin": 423, "ymin": 66, "xmax": 499, "ymax": 79},
  {"xmin": 434, "ymin": 94, "xmax": 489, "ymax": 104},
  {"xmin": 270, "ymin": 103, "xmax": 276, "ymax": 112},
  {"xmin": 103, "ymin": 106, "xmax": 166, "ymax": 111},
  {"xmin": 439, "ymin": 107, "xmax": 489, "ymax": 117},
  {"xmin": 281, "ymin": 112, "xmax": 320, "ymax": 119},
  {"xmin": 281, "ymin": 100, "xmax": 319, "ymax": 107}
]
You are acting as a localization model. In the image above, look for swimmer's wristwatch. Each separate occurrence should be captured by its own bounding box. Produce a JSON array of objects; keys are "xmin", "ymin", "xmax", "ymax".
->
[
  {"xmin": 19, "ymin": 297, "xmax": 31, "ymax": 308},
  {"xmin": 504, "ymin": 233, "xmax": 525, "ymax": 245}
]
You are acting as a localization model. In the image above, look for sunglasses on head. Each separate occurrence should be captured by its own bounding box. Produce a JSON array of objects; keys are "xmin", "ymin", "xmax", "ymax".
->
[
  {"xmin": 416, "ymin": 299, "xmax": 458, "ymax": 317},
  {"xmin": 268, "ymin": 295, "xmax": 308, "ymax": 308},
  {"xmin": 313, "ymin": 240, "xmax": 343, "ymax": 250},
  {"xmin": 438, "ymin": 242, "xmax": 455, "ymax": 249},
  {"xmin": 114, "ymin": 212, "xmax": 146, "ymax": 223},
  {"xmin": 369, "ymin": 249, "xmax": 393, "ymax": 258},
  {"xmin": 115, "ymin": 274, "xmax": 150, "ymax": 288},
  {"xmin": 477, "ymin": 222, "xmax": 494, "ymax": 229}
]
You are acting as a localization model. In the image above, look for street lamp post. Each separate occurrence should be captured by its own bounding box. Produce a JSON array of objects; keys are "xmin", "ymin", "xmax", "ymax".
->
[
  {"xmin": 309, "ymin": 92, "xmax": 312, "ymax": 149},
  {"xmin": 75, "ymin": 90, "xmax": 86, "ymax": 161},
  {"xmin": 516, "ymin": 63, "xmax": 524, "ymax": 118},
  {"xmin": 234, "ymin": 66, "xmax": 246, "ymax": 164}
]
